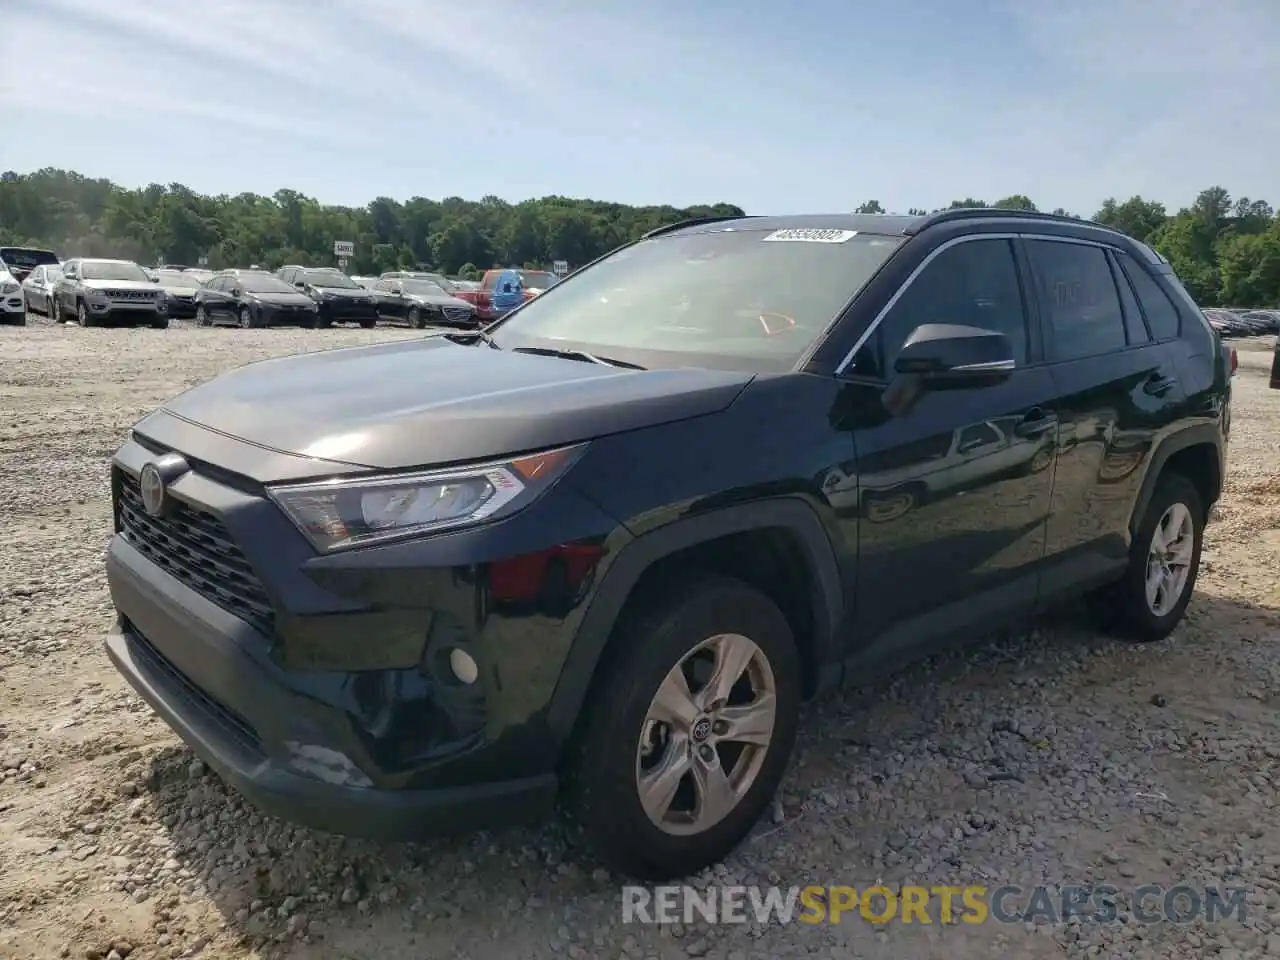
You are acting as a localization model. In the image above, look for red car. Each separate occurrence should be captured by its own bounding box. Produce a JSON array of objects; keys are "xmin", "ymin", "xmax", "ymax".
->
[{"xmin": 457, "ymin": 268, "xmax": 558, "ymax": 322}]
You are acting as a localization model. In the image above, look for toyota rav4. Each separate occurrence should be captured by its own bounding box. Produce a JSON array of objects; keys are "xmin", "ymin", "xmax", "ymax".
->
[{"xmin": 104, "ymin": 209, "xmax": 1231, "ymax": 881}]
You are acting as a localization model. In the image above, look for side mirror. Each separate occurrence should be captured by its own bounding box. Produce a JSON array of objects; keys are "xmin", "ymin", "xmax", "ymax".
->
[
  {"xmin": 893, "ymin": 323, "xmax": 1015, "ymax": 389},
  {"xmin": 294, "ymin": 281, "xmax": 306, "ymax": 289},
  {"xmin": 230, "ymin": 287, "xmax": 241, "ymax": 297}
]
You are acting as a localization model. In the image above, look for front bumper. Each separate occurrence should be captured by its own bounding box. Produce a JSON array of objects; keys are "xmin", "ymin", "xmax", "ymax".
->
[
  {"xmin": 0, "ymin": 294, "xmax": 25, "ymax": 317},
  {"xmin": 102, "ymin": 427, "xmax": 619, "ymax": 838},
  {"xmin": 105, "ymin": 541, "xmax": 556, "ymax": 839},
  {"xmin": 165, "ymin": 297, "xmax": 198, "ymax": 319},
  {"xmin": 318, "ymin": 299, "xmax": 378, "ymax": 323}
]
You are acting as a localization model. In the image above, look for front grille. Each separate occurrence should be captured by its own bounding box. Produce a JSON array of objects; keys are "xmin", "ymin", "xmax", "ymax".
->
[
  {"xmin": 106, "ymin": 289, "xmax": 158, "ymax": 301},
  {"xmin": 116, "ymin": 470, "xmax": 275, "ymax": 634},
  {"xmin": 442, "ymin": 307, "xmax": 472, "ymax": 323},
  {"xmin": 125, "ymin": 620, "xmax": 264, "ymax": 756}
]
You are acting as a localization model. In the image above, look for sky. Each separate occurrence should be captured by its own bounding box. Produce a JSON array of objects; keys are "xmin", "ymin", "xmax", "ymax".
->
[{"xmin": 1, "ymin": 0, "xmax": 1277, "ymax": 217}]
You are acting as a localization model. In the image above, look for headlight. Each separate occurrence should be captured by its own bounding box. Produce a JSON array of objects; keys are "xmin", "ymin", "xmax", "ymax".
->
[
  {"xmin": 85, "ymin": 288, "xmax": 108, "ymax": 302},
  {"xmin": 267, "ymin": 443, "xmax": 587, "ymax": 552},
  {"xmin": 0, "ymin": 281, "xmax": 19, "ymax": 295}
]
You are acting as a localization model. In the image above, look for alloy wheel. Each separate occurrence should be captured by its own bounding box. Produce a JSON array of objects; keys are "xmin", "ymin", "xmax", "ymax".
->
[
  {"xmin": 635, "ymin": 632, "xmax": 776, "ymax": 836},
  {"xmin": 1145, "ymin": 502, "xmax": 1195, "ymax": 617}
]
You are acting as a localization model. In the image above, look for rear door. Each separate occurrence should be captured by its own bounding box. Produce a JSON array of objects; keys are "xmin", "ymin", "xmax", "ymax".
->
[{"xmin": 1024, "ymin": 236, "xmax": 1186, "ymax": 602}]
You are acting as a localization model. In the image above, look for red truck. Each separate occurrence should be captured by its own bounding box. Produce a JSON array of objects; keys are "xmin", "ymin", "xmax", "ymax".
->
[{"xmin": 454, "ymin": 268, "xmax": 558, "ymax": 322}]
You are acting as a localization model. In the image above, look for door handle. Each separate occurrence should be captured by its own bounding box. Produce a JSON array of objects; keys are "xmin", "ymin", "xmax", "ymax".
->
[
  {"xmin": 1143, "ymin": 373, "xmax": 1178, "ymax": 397},
  {"xmin": 1015, "ymin": 407, "xmax": 1058, "ymax": 438}
]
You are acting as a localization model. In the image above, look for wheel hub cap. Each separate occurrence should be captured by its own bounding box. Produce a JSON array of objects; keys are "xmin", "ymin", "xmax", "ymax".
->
[
  {"xmin": 1145, "ymin": 501, "xmax": 1194, "ymax": 617},
  {"xmin": 635, "ymin": 632, "xmax": 777, "ymax": 836}
]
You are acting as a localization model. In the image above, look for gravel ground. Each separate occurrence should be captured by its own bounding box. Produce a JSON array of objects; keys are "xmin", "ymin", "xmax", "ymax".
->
[{"xmin": 2, "ymin": 316, "xmax": 1280, "ymax": 960}]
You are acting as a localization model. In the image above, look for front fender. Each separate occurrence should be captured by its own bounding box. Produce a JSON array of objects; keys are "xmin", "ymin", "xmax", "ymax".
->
[{"xmin": 544, "ymin": 496, "xmax": 845, "ymax": 751}]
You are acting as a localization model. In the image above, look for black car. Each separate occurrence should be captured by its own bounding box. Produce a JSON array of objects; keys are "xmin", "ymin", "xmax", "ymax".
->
[
  {"xmin": 153, "ymin": 269, "xmax": 204, "ymax": 320},
  {"xmin": 1241, "ymin": 309, "xmax": 1280, "ymax": 334},
  {"xmin": 194, "ymin": 270, "xmax": 320, "ymax": 328},
  {"xmin": 102, "ymin": 209, "xmax": 1231, "ymax": 881},
  {"xmin": 277, "ymin": 265, "xmax": 378, "ymax": 328},
  {"xmin": 370, "ymin": 277, "xmax": 478, "ymax": 327}
]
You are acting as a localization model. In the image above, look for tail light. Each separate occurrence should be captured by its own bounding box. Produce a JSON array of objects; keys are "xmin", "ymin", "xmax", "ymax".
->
[{"xmin": 1228, "ymin": 345, "xmax": 1238, "ymax": 376}]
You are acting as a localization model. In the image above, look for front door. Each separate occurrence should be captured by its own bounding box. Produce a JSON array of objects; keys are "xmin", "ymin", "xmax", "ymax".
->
[
  {"xmin": 840, "ymin": 235, "xmax": 1059, "ymax": 677},
  {"xmin": 1022, "ymin": 237, "xmax": 1188, "ymax": 601}
]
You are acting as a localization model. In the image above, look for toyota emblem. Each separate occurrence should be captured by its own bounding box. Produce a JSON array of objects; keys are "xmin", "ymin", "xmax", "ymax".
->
[
  {"xmin": 139, "ymin": 463, "xmax": 167, "ymax": 516},
  {"xmin": 137, "ymin": 452, "xmax": 189, "ymax": 517}
]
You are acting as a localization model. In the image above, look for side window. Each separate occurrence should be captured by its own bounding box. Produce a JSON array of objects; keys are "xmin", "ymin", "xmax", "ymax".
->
[
  {"xmin": 1025, "ymin": 240, "xmax": 1126, "ymax": 362},
  {"xmin": 481, "ymin": 272, "xmax": 498, "ymax": 292},
  {"xmin": 64, "ymin": 262, "xmax": 78, "ymax": 280},
  {"xmin": 1117, "ymin": 253, "xmax": 1180, "ymax": 341},
  {"xmin": 853, "ymin": 238, "xmax": 1028, "ymax": 379},
  {"xmin": 279, "ymin": 268, "xmax": 295, "ymax": 285},
  {"xmin": 958, "ymin": 421, "xmax": 1002, "ymax": 452},
  {"xmin": 1108, "ymin": 252, "xmax": 1150, "ymax": 346}
]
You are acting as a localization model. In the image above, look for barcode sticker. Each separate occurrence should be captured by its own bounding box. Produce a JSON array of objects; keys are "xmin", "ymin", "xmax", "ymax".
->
[{"xmin": 762, "ymin": 228, "xmax": 857, "ymax": 243}]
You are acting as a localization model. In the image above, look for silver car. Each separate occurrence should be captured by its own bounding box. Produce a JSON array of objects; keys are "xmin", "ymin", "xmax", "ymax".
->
[
  {"xmin": 20, "ymin": 263, "xmax": 64, "ymax": 317},
  {"xmin": 52, "ymin": 258, "xmax": 169, "ymax": 328}
]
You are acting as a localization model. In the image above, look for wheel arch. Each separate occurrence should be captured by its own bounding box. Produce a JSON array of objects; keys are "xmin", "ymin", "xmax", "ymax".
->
[
  {"xmin": 546, "ymin": 497, "xmax": 846, "ymax": 755},
  {"xmin": 1130, "ymin": 424, "xmax": 1224, "ymax": 535}
]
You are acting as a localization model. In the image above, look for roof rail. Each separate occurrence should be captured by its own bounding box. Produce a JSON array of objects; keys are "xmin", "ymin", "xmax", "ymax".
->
[
  {"xmin": 906, "ymin": 207, "xmax": 1100, "ymax": 235},
  {"xmin": 641, "ymin": 215, "xmax": 752, "ymax": 240}
]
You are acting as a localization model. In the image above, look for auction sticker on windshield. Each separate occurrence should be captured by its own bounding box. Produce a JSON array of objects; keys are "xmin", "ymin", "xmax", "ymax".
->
[{"xmin": 762, "ymin": 228, "xmax": 857, "ymax": 243}]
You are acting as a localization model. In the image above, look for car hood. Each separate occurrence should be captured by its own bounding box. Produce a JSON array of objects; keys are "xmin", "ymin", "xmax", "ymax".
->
[
  {"xmin": 313, "ymin": 285, "xmax": 372, "ymax": 298},
  {"xmin": 407, "ymin": 292, "xmax": 474, "ymax": 309},
  {"xmin": 249, "ymin": 291, "xmax": 316, "ymax": 306},
  {"xmin": 82, "ymin": 279, "xmax": 156, "ymax": 292},
  {"xmin": 152, "ymin": 337, "xmax": 753, "ymax": 470}
]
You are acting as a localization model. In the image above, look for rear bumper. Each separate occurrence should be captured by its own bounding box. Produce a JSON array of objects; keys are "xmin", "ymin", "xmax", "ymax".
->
[{"xmin": 104, "ymin": 535, "xmax": 558, "ymax": 840}]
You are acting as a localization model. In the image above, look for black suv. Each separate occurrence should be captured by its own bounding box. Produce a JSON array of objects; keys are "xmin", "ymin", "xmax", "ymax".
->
[{"xmin": 103, "ymin": 210, "xmax": 1231, "ymax": 881}]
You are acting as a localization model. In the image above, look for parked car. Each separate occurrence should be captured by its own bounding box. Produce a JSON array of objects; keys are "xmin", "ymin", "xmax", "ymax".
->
[
  {"xmin": 152, "ymin": 269, "xmax": 204, "ymax": 319},
  {"xmin": 452, "ymin": 268, "xmax": 558, "ymax": 321},
  {"xmin": 450, "ymin": 278, "xmax": 480, "ymax": 293},
  {"xmin": 194, "ymin": 270, "xmax": 320, "ymax": 328},
  {"xmin": 350, "ymin": 275, "xmax": 377, "ymax": 290},
  {"xmin": 0, "ymin": 269, "xmax": 25, "ymax": 324},
  {"xmin": 52, "ymin": 258, "xmax": 168, "ymax": 327},
  {"xmin": 1203, "ymin": 308, "xmax": 1251, "ymax": 337},
  {"xmin": 380, "ymin": 270, "xmax": 458, "ymax": 293},
  {"xmin": 1271, "ymin": 338, "xmax": 1280, "ymax": 389},
  {"xmin": 370, "ymin": 277, "xmax": 478, "ymax": 327},
  {"xmin": 0, "ymin": 245, "xmax": 60, "ymax": 282},
  {"xmin": 183, "ymin": 268, "xmax": 214, "ymax": 285},
  {"xmin": 276, "ymin": 265, "xmax": 378, "ymax": 328},
  {"xmin": 1241, "ymin": 310, "xmax": 1280, "ymax": 334},
  {"xmin": 102, "ymin": 209, "xmax": 1229, "ymax": 881},
  {"xmin": 20, "ymin": 263, "xmax": 64, "ymax": 317}
]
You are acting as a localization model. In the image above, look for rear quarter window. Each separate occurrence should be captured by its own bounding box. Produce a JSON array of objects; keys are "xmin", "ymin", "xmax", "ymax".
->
[{"xmin": 1117, "ymin": 253, "xmax": 1181, "ymax": 341}]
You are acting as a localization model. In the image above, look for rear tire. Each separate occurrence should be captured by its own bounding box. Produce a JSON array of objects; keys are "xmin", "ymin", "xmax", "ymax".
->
[
  {"xmin": 566, "ymin": 575, "xmax": 801, "ymax": 881},
  {"xmin": 195, "ymin": 305, "xmax": 211, "ymax": 327},
  {"xmin": 1092, "ymin": 473, "xmax": 1204, "ymax": 643},
  {"xmin": 359, "ymin": 316, "xmax": 377, "ymax": 329}
]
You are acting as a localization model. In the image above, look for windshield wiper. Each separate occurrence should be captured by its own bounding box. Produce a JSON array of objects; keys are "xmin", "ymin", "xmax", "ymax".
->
[
  {"xmin": 436, "ymin": 328, "xmax": 500, "ymax": 349},
  {"xmin": 511, "ymin": 346, "xmax": 645, "ymax": 370}
]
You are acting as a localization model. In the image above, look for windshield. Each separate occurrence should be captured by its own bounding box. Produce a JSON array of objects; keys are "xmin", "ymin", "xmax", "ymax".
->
[
  {"xmin": 490, "ymin": 227, "xmax": 902, "ymax": 369},
  {"xmin": 521, "ymin": 271, "xmax": 556, "ymax": 290},
  {"xmin": 242, "ymin": 275, "xmax": 296, "ymax": 294},
  {"xmin": 0, "ymin": 247, "xmax": 59, "ymax": 269},
  {"xmin": 303, "ymin": 270, "xmax": 360, "ymax": 289},
  {"xmin": 82, "ymin": 260, "xmax": 150, "ymax": 282},
  {"xmin": 156, "ymin": 269, "xmax": 201, "ymax": 288},
  {"xmin": 403, "ymin": 279, "xmax": 449, "ymax": 297}
]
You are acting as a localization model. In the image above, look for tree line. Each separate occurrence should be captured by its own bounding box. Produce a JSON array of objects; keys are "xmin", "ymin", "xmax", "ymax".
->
[{"xmin": 0, "ymin": 169, "xmax": 1276, "ymax": 305}]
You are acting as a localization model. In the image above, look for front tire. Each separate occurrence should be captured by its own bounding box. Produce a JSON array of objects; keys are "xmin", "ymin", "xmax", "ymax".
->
[
  {"xmin": 359, "ymin": 316, "xmax": 377, "ymax": 329},
  {"xmin": 49, "ymin": 294, "xmax": 61, "ymax": 322},
  {"xmin": 195, "ymin": 305, "xmax": 211, "ymax": 327},
  {"xmin": 1094, "ymin": 473, "xmax": 1204, "ymax": 642},
  {"xmin": 77, "ymin": 300, "xmax": 92, "ymax": 327},
  {"xmin": 567, "ymin": 575, "xmax": 801, "ymax": 881},
  {"xmin": 408, "ymin": 307, "xmax": 424, "ymax": 329}
]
